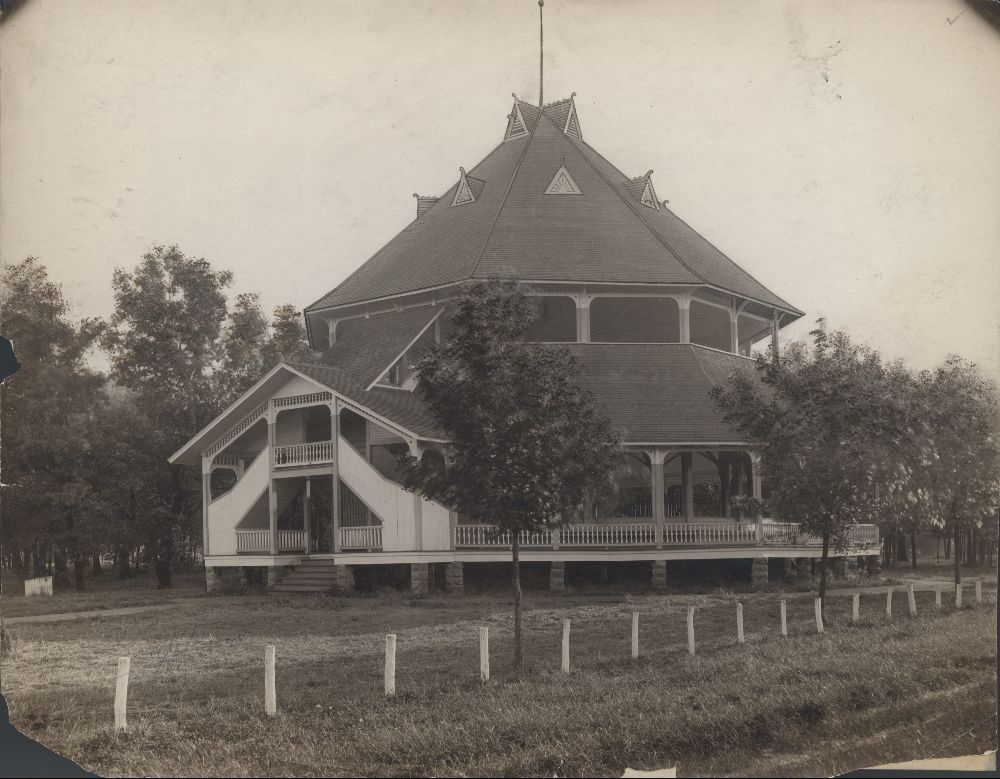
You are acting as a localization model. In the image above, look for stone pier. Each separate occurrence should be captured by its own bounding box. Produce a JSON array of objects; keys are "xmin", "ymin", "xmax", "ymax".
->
[
  {"xmin": 444, "ymin": 562, "xmax": 464, "ymax": 594},
  {"xmin": 410, "ymin": 563, "xmax": 430, "ymax": 595},
  {"xmin": 751, "ymin": 557, "xmax": 769, "ymax": 589},
  {"xmin": 336, "ymin": 565, "xmax": 355, "ymax": 594},
  {"xmin": 651, "ymin": 560, "xmax": 667, "ymax": 592},
  {"xmin": 549, "ymin": 561, "xmax": 566, "ymax": 592}
]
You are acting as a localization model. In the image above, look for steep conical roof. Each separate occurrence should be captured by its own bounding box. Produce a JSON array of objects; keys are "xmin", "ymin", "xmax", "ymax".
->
[{"xmin": 307, "ymin": 96, "xmax": 801, "ymax": 315}]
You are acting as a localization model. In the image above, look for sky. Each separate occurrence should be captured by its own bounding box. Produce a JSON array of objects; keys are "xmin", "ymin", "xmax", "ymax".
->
[{"xmin": 2, "ymin": 0, "xmax": 998, "ymax": 380}]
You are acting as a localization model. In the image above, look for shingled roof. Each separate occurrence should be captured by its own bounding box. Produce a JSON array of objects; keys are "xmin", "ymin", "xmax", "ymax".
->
[{"xmin": 306, "ymin": 95, "xmax": 801, "ymax": 316}]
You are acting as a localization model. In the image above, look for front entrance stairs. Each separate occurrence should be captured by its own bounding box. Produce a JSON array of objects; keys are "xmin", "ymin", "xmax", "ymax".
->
[{"xmin": 270, "ymin": 559, "xmax": 339, "ymax": 593}]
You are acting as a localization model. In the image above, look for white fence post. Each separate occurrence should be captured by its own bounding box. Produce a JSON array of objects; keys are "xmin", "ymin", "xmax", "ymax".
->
[
  {"xmin": 975, "ymin": 580, "xmax": 982, "ymax": 604},
  {"xmin": 264, "ymin": 646, "xmax": 276, "ymax": 717},
  {"xmin": 561, "ymin": 619, "xmax": 571, "ymax": 673},
  {"xmin": 814, "ymin": 598, "xmax": 824, "ymax": 634},
  {"xmin": 385, "ymin": 634, "xmax": 396, "ymax": 697},
  {"xmin": 479, "ymin": 627, "xmax": 489, "ymax": 682},
  {"xmin": 736, "ymin": 603, "xmax": 745, "ymax": 644},
  {"xmin": 935, "ymin": 588, "xmax": 942, "ymax": 608},
  {"xmin": 687, "ymin": 606, "xmax": 696, "ymax": 655},
  {"xmin": 907, "ymin": 584, "xmax": 917, "ymax": 616},
  {"xmin": 955, "ymin": 583, "xmax": 963, "ymax": 609},
  {"xmin": 780, "ymin": 599, "xmax": 787, "ymax": 637},
  {"xmin": 885, "ymin": 589, "xmax": 893, "ymax": 619},
  {"xmin": 114, "ymin": 656, "xmax": 130, "ymax": 733},
  {"xmin": 631, "ymin": 611, "xmax": 639, "ymax": 659},
  {"xmin": 852, "ymin": 593, "xmax": 860, "ymax": 624}
]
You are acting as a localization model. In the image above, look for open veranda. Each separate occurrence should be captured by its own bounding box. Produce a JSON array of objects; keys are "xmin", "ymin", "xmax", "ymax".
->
[{"xmin": 1, "ymin": 563, "xmax": 996, "ymax": 778}]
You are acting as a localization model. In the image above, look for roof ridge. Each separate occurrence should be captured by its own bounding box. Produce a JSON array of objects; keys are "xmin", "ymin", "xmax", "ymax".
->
[{"xmin": 466, "ymin": 106, "xmax": 542, "ymax": 281}]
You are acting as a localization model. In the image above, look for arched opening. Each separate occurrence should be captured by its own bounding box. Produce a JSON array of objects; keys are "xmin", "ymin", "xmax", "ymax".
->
[
  {"xmin": 210, "ymin": 467, "xmax": 238, "ymax": 499},
  {"xmin": 591, "ymin": 297, "xmax": 679, "ymax": 343},
  {"xmin": 522, "ymin": 296, "xmax": 577, "ymax": 342},
  {"xmin": 737, "ymin": 312, "xmax": 769, "ymax": 357},
  {"xmin": 689, "ymin": 300, "xmax": 732, "ymax": 351},
  {"xmin": 275, "ymin": 404, "xmax": 332, "ymax": 445}
]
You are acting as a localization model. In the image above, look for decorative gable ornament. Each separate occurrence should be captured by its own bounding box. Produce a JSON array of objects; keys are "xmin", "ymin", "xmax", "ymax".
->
[
  {"xmin": 451, "ymin": 167, "xmax": 476, "ymax": 207},
  {"xmin": 545, "ymin": 164, "xmax": 582, "ymax": 195},
  {"xmin": 505, "ymin": 99, "xmax": 529, "ymax": 141},
  {"xmin": 639, "ymin": 172, "xmax": 660, "ymax": 210},
  {"xmin": 564, "ymin": 95, "xmax": 582, "ymax": 140}
]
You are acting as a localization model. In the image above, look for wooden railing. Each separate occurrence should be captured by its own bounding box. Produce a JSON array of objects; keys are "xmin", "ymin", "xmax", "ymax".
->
[
  {"xmin": 236, "ymin": 529, "xmax": 270, "ymax": 552},
  {"xmin": 454, "ymin": 521, "xmax": 880, "ymax": 550},
  {"xmin": 277, "ymin": 529, "xmax": 307, "ymax": 552},
  {"xmin": 273, "ymin": 441, "xmax": 335, "ymax": 467},
  {"xmin": 339, "ymin": 526, "xmax": 382, "ymax": 550}
]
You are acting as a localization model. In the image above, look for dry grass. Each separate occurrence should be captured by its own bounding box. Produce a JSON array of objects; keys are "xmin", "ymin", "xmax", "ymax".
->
[{"xmin": 1, "ymin": 579, "xmax": 996, "ymax": 777}]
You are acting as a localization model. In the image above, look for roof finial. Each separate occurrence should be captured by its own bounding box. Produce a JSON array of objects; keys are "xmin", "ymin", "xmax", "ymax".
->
[{"xmin": 538, "ymin": 0, "xmax": 544, "ymax": 108}]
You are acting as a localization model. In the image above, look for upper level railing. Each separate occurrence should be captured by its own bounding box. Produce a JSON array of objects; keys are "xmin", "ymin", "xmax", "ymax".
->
[
  {"xmin": 273, "ymin": 441, "xmax": 335, "ymax": 467},
  {"xmin": 273, "ymin": 391, "xmax": 333, "ymax": 409}
]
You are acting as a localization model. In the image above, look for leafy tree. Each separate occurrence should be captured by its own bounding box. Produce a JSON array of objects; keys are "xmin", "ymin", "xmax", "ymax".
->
[
  {"xmin": 401, "ymin": 281, "xmax": 622, "ymax": 667},
  {"xmin": 100, "ymin": 245, "xmax": 233, "ymax": 588},
  {"xmin": 912, "ymin": 357, "xmax": 999, "ymax": 585},
  {"xmin": 712, "ymin": 322, "xmax": 910, "ymax": 611},
  {"xmin": 0, "ymin": 258, "xmax": 105, "ymax": 588}
]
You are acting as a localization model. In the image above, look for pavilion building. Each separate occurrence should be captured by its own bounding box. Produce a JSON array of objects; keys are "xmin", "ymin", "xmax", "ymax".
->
[{"xmin": 170, "ymin": 94, "xmax": 880, "ymax": 593}]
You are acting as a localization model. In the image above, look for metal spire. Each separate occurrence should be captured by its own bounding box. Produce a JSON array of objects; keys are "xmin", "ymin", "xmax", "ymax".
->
[{"xmin": 538, "ymin": 0, "xmax": 544, "ymax": 107}]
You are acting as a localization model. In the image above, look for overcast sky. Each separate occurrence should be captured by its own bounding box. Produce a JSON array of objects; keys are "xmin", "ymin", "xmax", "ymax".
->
[{"xmin": 2, "ymin": 0, "xmax": 998, "ymax": 380}]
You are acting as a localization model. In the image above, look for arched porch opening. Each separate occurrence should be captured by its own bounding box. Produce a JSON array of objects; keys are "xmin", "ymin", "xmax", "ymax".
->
[
  {"xmin": 590, "ymin": 297, "xmax": 679, "ymax": 343},
  {"xmin": 689, "ymin": 299, "xmax": 731, "ymax": 351}
]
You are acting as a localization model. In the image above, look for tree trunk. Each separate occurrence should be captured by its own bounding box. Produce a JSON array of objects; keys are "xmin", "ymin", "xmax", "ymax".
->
[
  {"xmin": 818, "ymin": 525, "xmax": 831, "ymax": 615},
  {"xmin": 73, "ymin": 553, "xmax": 86, "ymax": 592},
  {"xmin": 910, "ymin": 530, "xmax": 917, "ymax": 569},
  {"xmin": 116, "ymin": 547, "xmax": 131, "ymax": 579},
  {"xmin": 154, "ymin": 557, "xmax": 172, "ymax": 589},
  {"xmin": 945, "ymin": 535, "xmax": 951, "ymax": 560},
  {"xmin": 511, "ymin": 532, "xmax": 523, "ymax": 670},
  {"xmin": 953, "ymin": 516, "xmax": 961, "ymax": 586},
  {"xmin": 53, "ymin": 550, "xmax": 70, "ymax": 588},
  {"xmin": 92, "ymin": 553, "xmax": 103, "ymax": 576}
]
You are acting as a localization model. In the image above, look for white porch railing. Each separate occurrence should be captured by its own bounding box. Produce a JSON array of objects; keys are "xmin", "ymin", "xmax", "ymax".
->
[
  {"xmin": 273, "ymin": 441, "xmax": 335, "ymax": 467},
  {"xmin": 236, "ymin": 529, "xmax": 270, "ymax": 552},
  {"xmin": 454, "ymin": 521, "xmax": 881, "ymax": 550},
  {"xmin": 662, "ymin": 522, "xmax": 759, "ymax": 545},
  {"xmin": 559, "ymin": 523, "xmax": 656, "ymax": 546},
  {"xmin": 277, "ymin": 529, "xmax": 307, "ymax": 552},
  {"xmin": 339, "ymin": 526, "xmax": 383, "ymax": 550},
  {"xmin": 273, "ymin": 391, "xmax": 333, "ymax": 409}
]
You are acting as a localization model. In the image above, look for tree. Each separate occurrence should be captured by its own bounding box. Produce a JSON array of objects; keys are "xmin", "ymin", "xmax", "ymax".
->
[
  {"xmin": 100, "ymin": 245, "xmax": 233, "ymax": 588},
  {"xmin": 712, "ymin": 322, "xmax": 910, "ymax": 611},
  {"xmin": 912, "ymin": 357, "xmax": 999, "ymax": 585},
  {"xmin": 400, "ymin": 281, "xmax": 622, "ymax": 668},
  {"xmin": 0, "ymin": 258, "xmax": 106, "ymax": 589}
]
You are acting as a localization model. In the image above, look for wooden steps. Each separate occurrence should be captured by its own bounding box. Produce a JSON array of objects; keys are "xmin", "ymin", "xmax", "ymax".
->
[{"xmin": 270, "ymin": 559, "xmax": 338, "ymax": 594}]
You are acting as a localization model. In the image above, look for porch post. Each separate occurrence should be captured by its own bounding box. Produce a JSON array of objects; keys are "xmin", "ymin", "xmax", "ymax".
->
[
  {"xmin": 574, "ymin": 294, "xmax": 592, "ymax": 343},
  {"xmin": 330, "ymin": 400, "xmax": 341, "ymax": 553},
  {"xmin": 327, "ymin": 318, "xmax": 337, "ymax": 347},
  {"xmin": 750, "ymin": 450, "xmax": 763, "ymax": 543},
  {"xmin": 303, "ymin": 477, "xmax": 312, "ymax": 554},
  {"xmin": 267, "ymin": 401, "xmax": 277, "ymax": 556},
  {"xmin": 678, "ymin": 296, "xmax": 691, "ymax": 344},
  {"xmin": 650, "ymin": 449, "xmax": 666, "ymax": 548},
  {"xmin": 771, "ymin": 311, "xmax": 781, "ymax": 364},
  {"xmin": 719, "ymin": 453, "xmax": 731, "ymax": 518},
  {"xmin": 409, "ymin": 440, "xmax": 424, "ymax": 551},
  {"xmin": 201, "ymin": 455, "xmax": 211, "ymax": 559},
  {"xmin": 729, "ymin": 309, "xmax": 739, "ymax": 354},
  {"xmin": 681, "ymin": 452, "xmax": 694, "ymax": 522}
]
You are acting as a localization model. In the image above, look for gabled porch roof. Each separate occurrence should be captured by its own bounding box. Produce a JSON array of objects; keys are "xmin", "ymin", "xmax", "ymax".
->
[{"xmin": 168, "ymin": 362, "xmax": 446, "ymax": 467}]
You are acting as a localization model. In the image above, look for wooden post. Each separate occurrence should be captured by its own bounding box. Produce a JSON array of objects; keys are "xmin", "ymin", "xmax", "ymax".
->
[
  {"xmin": 114, "ymin": 656, "xmax": 130, "ymax": 733},
  {"xmin": 385, "ymin": 634, "xmax": 396, "ymax": 697},
  {"xmin": 736, "ymin": 602, "xmax": 745, "ymax": 644},
  {"xmin": 907, "ymin": 583, "xmax": 917, "ymax": 616},
  {"xmin": 631, "ymin": 611, "xmax": 639, "ymax": 659},
  {"xmin": 264, "ymin": 646, "xmax": 276, "ymax": 716},
  {"xmin": 955, "ymin": 583, "xmax": 963, "ymax": 609},
  {"xmin": 303, "ymin": 477, "xmax": 312, "ymax": 554},
  {"xmin": 975, "ymin": 579, "xmax": 982, "ymax": 604},
  {"xmin": 780, "ymin": 599, "xmax": 787, "ymax": 637},
  {"xmin": 686, "ymin": 606, "xmax": 695, "ymax": 655},
  {"xmin": 852, "ymin": 593, "xmax": 860, "ymax": 623},
  {"xmin": 561, "ymin": 619, "xmax": 571, "ymax": 673},
  {"xmin": 814, "ymin": 598, "xmax": 824, "ymax": 633},
  {"xmin": 885, "ymin": 589, "xmax": 893, "ymax": 619},
  {"xmin": 479, "ymin": 627, "xmax": 489, "ymax": 682},
  {"xmin": 935, "ymin": 588, "xmax": 942, "ymax": 608}
]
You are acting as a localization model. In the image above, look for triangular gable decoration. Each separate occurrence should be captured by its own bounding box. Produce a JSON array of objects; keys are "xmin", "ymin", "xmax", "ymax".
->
[
  {"xmin": 545, "ymin": 164, "xmax": 582, "ymax": 195},
  {"xmin": 505, "ymin": 101, "xmax": 529, "ymax": 141},
  {"xmin": 640, "ymin": 173, "xmax": 660, "ymax": 210},
  {"xmin": 564, "ymin": 100, "xmax": 582, "ymax": 140},
  {"xmin": 451, "ymin": 167, "xmax": 476, "ymax": 207}
]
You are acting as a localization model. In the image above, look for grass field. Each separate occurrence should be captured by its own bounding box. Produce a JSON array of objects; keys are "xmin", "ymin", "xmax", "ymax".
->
[{"xmin": 1, "ymin": 564, "xmax": 996, "ymax": 777}]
